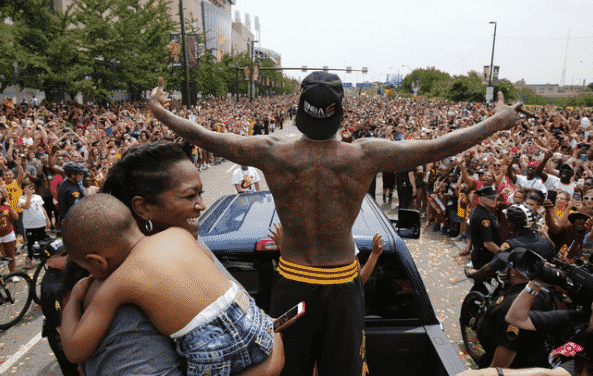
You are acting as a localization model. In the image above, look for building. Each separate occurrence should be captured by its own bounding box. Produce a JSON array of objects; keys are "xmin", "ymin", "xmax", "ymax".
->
[
  {"xmin": 52, "ymin": 0, "xmax": 238, "ymax": 62},
  {"xmin": 514, "ymin": 79, "xmax": 587, "ymax": 99},
  {"xmin": 231, "ymin": 20, "xmax": 254, "ymax": 55}
]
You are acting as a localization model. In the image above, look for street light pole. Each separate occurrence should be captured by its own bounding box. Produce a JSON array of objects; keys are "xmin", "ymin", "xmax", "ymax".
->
[
  {"xmin": 249, "ymin": 39, "xmax": 258, "ymax": 102},
  {"xmin": 179, "ymin": 0, "xmax": 191, "ymax": 107},
  {"xmin": 488, "ymin": 21, "xmax": 497, "ymax": 87}
]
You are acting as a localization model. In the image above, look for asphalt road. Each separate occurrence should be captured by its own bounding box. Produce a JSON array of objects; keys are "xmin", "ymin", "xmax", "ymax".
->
[{"xmin": 0, "ymin": 120, "xmax": 475, "ymax": 375}]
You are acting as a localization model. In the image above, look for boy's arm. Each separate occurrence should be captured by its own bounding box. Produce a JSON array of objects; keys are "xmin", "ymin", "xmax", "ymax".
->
[
  {"xmin": 149, "ymin": 78, "xmax": 276, "ymax": 169},
  {"xmin": 360, "ymin": 234, "xmax": 384, "ymax": 285},
  {"xmin": 360, "ymin": 92, "xmax": 522, "ymax": 173},
  {"xmin": 61, "ymin": 277, "xmax": 125, "ymax": 363}
]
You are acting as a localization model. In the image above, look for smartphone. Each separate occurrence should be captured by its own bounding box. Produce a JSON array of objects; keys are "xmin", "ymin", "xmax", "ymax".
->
[
  {"xmin": 546, "ymin": 190, "xmax": 557, "ymax": 206},
  {"xmin": 574, "ymin": 192, "xmax": 582, "ymax": 201},
  {"xmin": 273, "ymin": 302, "xmax": 305, "ymax": 332}
]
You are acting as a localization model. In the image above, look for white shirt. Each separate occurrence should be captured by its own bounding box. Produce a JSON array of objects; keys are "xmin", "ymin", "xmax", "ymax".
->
[
  {"xmin": 543, "ymin": 174, "xmax": 575, "ymax": 196},
  {"xmin": 515, "ymin": 174, "xmax": 547, "ymax": 194},
  {"xmin": 18, "ymin": 194, "xmax": 46, "ymax": 229},
  {"xmin": 231, "ymin": 167, "xmax": 261, "ymax": 193}
]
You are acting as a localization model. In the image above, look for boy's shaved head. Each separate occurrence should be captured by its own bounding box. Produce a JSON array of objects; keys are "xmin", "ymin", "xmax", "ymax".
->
[{"xmin": 62, "ymin": 194, "xmax": 136, "ymax": 261}]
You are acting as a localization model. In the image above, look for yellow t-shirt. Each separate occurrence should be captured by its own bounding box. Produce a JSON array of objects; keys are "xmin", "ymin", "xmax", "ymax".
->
[{"xmin": 4, "ymin": 179, "xmax": 22, "ymax": 213}]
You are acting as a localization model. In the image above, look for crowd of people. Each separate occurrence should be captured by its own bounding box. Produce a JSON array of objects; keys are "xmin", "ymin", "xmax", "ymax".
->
[{"xmin": 2, "ymin": 71, "xmax": 593, "ymax": 376}]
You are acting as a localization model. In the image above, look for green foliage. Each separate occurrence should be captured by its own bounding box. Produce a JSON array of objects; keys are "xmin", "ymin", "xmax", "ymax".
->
[
  {"xmin": 400, "ymin": 67, "xmax": 451, "ymax": 95},
  {"xmin": 441, "ymin": 72, "xmax": 485, "ymax": 102},
  {"xmin": 558, "ymin": 93, "xmax": 593, "ymax": 107},
  {"xmin": 70, "ymin": 0, "xmax": 176, "ymax": 103},
  {"xmin": 0, "ymin": 0, "xmax": 90, "ymax": 100},
  {"xmin": 515, "ymin": 87, "xmax": 549, "ymax": 106}
]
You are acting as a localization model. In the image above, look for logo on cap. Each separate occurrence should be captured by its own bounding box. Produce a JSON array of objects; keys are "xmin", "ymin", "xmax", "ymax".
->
[{"xmin": 303, "ymin": 101, "xmax": 336, "ymax": 119}]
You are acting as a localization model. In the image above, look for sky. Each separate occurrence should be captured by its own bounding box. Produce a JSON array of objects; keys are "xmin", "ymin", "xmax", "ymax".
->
[{"xmin": 232, "ymin": 0, "xmax": 593, "ymax": 86}]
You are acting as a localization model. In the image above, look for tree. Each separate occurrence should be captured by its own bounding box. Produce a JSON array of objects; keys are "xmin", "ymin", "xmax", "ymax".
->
[
  {"xmin": 400, "ymin": 67, "xmax": 451, "ymax": 96},
  {"xmin": 70, "ymin": 0, "xmax": 176, "ymax": 103},
  {"xmin": 0, "ymin": 0, "xmax": 89, "ymax": 101},
  {"xmin": 443, "ymin": 73, "xmax": 485, "ymax": 102}
]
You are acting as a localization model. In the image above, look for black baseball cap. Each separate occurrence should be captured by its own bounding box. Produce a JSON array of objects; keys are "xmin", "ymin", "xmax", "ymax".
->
[{"xmin": 295, "ymin": 71, "xmax": 344, "ymax": 140}]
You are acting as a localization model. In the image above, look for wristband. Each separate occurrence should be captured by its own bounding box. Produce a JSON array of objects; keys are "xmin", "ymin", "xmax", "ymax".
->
[
  {"xmin": 524, "ymin": 285, "xmax": 539, "ymax": 296},
  {"xmin": 496, "ymin": 367, "xmax": 504, "ymax": 376}
]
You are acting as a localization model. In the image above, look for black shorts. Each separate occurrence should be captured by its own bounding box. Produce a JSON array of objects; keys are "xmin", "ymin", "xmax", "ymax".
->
[{"xmin": 269, "ymin": 258, "xmax": 365, "ymax": 376}]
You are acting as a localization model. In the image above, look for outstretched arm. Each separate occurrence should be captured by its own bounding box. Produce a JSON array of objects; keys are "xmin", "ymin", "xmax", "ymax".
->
[
  {"xmin": 359, "ymin": 92, "xmax": 523, "ymax": 173},
  {"xmin": 149, "ymin": 78, "xmax": 276, "ymax": 169}
]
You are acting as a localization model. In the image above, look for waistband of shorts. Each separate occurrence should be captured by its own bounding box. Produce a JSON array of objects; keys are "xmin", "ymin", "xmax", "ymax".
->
[
  {"xmin": 277, "ymin": 257, "xmax": 359, "ymax": 285},
  {"xmin": 170, "ymin": 282, "xmax": 239, "ymax": 339}
]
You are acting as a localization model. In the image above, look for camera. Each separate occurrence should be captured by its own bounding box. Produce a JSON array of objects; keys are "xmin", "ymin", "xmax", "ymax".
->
[
  {"xmin": 514, "ymin": 250, "xmax": 593, "ymax": 306},
  {"xmin": 577, "ymin": 143, "xmax": 591, "ymax": 149}
]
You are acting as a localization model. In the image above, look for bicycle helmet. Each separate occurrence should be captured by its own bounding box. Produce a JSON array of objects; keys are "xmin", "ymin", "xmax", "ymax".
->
[
  {"xmin": 63, "ymin": 162, "xmax": 88, "ymax": 177},
  {"xmin": 505, "ymin": 203, "xmax": 537, "ymax": 229}
]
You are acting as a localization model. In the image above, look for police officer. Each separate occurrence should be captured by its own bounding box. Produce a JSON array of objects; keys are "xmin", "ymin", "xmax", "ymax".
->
[
  {"xmin": 502, "ymin": 203, "xmax": 556, "ymax": 260},
  {"xmin": 475, "ymin": 249, "xmax": 554, "ymax": 369},
  {"xmin": 468, "ymin": 203, "xmax": 555, "ymax": 279},
  {"xmin": 469, "ymin": 186, "xmax": 502, "ymax": 293},
  {"xmin": 58, "ymin": 162, "xmax": 87, "ymax": 224},
  {"xmin": 470, "ymin": 187, "xmax": 502, "ymax": 266}
]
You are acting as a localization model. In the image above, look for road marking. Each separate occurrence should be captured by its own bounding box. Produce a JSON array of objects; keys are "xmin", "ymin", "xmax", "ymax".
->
[
  {"xmin": 226, "ymin": 164, "xmax": 237, "ymax": 174},
  {"xmin": 0, "ymin": 332, "xmax": 42, "ymax": 374}
]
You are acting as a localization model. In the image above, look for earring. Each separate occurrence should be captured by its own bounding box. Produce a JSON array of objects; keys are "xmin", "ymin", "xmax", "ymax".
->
[{"xmin": 145, "ymin": 219, "xmax": 153, "ymax": 233}]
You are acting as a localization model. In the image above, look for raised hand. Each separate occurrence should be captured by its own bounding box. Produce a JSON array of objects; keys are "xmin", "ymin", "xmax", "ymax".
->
[{"xmin": 149, "ymin": 77, "xmax": 172, "ymax": 110}]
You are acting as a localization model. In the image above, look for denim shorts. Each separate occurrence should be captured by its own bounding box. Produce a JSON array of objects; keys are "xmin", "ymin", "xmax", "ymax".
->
[{"xmin": 172, "ymin": 284, "xmax": 275, "ymax": 376}]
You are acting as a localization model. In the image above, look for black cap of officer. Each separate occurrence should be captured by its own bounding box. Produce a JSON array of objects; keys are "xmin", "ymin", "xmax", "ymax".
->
[{"xmin": 475, "ymin": 186, "xmax": 497, "ymax": 198}]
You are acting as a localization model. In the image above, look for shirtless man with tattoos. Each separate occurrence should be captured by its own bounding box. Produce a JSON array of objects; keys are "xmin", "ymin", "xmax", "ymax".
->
[{"xmin": 149, "ymin": 71, "xmax": 523, "ymax": 376}]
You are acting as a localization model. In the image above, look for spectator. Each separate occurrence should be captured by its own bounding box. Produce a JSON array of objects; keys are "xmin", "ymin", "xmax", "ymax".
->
[
  {"xmin": 57, "ymin": 162, "xmax": 87, "ymax": 222},
  {"xmin": 536, "ymin": 150, "xmax": 576, "ymax": 196},
  {"xmin": 547, "ymin": 206, "xmax": 593, "ymax": 262},
  {"xmin": 18, "ymin": 179, "xmax": 50, "ymax": 269},
  {"xmin": 0, "ymin": 195, "xmax": 18, "ymax": 272},
  {"xmin": 507, "ymin": 158, "xmax": 547, "ymax": 195},
  {"xmin": 2, "ymin": 153, "xmax": 26, "ymax": 249},
  {"xmin": 232, "ymin": 165, "xmax": 261, "ymax": 193}
]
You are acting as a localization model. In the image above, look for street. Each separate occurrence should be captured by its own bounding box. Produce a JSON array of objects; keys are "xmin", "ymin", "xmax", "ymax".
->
[{"xmin": 0, "ymin": 121, "xmax": 474, "ymax": 375}]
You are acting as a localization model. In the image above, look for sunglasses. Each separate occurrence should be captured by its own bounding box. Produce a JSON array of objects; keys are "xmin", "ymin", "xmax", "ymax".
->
[
  {"xmin": 494, "ymin": 164, "xmax": 503, "ymax": 167},
  {"xmin": 584, "ymin": 197, "xmax": 593, "ymax": 201}
]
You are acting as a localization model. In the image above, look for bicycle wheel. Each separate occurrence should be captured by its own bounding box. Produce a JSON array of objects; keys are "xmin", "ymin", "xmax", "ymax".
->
[
  {"xmin": 0, "ymin": 271, "xmax": 33, "ymax": 330},
  {"xmin": 459, "ymin": 291, "xmax": 487, "ymax": 364},
  {"xmin": 32, "ymin": 262, "xmax": 47, "ymax": 305}
]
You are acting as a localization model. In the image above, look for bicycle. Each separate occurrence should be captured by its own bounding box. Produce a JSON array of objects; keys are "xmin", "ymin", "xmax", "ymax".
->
[
  {"xmin": 0, "ymin": 256, "xmax": 33, "ymax": 330},
  {"xmin": 31, "ymin": 236, "xmax": 64, "ymax": 305},
  {"xmin": 459, "ymin": 271, "xmax": 508, "ymax": 365}
]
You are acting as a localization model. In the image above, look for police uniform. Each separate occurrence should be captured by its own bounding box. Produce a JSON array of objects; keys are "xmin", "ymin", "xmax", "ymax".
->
[
  {"xmin": 501, "ymin": 230, "xmax": 556, "ymax": 262},
  {"xmin": 477, "ymin": 283, "xmax": 553, "ymax": 368},
  {"xmin": 58, "ymin": 179, "xmax": 84, "ymax": 219},
  {"xmin": 470, "ymin": 204, "xmax": 502, "ymax": 270}
]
